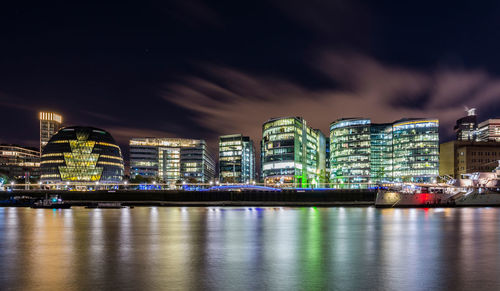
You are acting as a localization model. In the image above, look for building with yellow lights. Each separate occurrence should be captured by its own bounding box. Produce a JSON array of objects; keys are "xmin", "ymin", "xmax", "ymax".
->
[
  {"xmin": 129, "ymin": 138, "xmax": 215, "ymax": 186},
  {"xmin": 0, "ymin": 144, "xmax": 40, "ymax": 180},
  {"xmin": 261, "ymin": 117, "xmax": 326, "ymax": 187},
  {"xmin": 330, "ymin": 118, "xmax": 439, "ymax": 188},
  {"xmin": 40, "ymin": 126, "xmax": 124, "ymax": 183},
  {"xmin": 39, "ymin": 112, "xmax": 63, "ymax": 151}
]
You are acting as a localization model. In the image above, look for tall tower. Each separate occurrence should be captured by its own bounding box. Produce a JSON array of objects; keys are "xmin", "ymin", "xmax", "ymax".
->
[
  {"xmin": 39, "ymin": 112, "xmax": 62, "ymax": 153},
  {"xmin": 454, "ymin": 108, "xmax": 477, "ymax": 141}
]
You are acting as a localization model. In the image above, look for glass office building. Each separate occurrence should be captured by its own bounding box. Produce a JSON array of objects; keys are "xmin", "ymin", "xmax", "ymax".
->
[
  {"xmin": 219, "ymin": 134, "xmax": 255, "ymax": 183},
  {"xmin": 370, "ymin": 123, "xmax": 393, "ymax": 184},
  {"xmin": 0, "ymin": 144, "xmax": 40, "ymax": 180},
  {"xmin": 129, "ymin": 138, "xmax": 215, "ymax": 186},
  {"xmin": 41, "ymin": 127, "xmax": 124, "ymax": 183},
  {"xmin": 261, "ymin": 117, "xmax": 326, "ymax": 187},
  {"xmin": 329, "ymin": 118, "xmax": 439, "ymax": 188},
  {"xmin": 392, "ymin": 119, "xmax": 439, "ymax": 182},
  {"xmin": 329, "ymin": 118, "xmax": 371, "ymax": 188}
]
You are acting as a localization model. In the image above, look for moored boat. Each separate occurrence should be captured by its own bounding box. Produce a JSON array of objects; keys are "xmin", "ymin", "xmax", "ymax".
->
[
  {"xmin": 376, "ymin": 161, "xmax": 500, "ymax": 208},
  {"xmin": 31, "ymin": 195, "xmax": 71, "ymax": 209}
]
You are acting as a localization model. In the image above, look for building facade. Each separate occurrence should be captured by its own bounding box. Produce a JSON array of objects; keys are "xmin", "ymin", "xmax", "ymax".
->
[
  {"xmin": 392, "ymin": 119, "xmax": 439, "ymax": 183},
  {"xmin": 0, "ymin": 144, "xmax": 40, "ymax": 180},
  {"xmin": 329, "ymin": 118, "xmax": 439, "ymax": 188},
  {"xmin": 477, "ymin": 119, "xmax": 500, "ymax": 142},
  {"xmin": 129, "ymin": 138, "xmax": 215, "ymax": 185},
  {"xmin": 261, "ymin": 117, "xmax": 326, "ymax": 187},
  {"xmin": 440, "ymin": 141, "xmax": 500, "ymax": 178},
  {"xmin": 219, "ymin": 134, "xmax": 255, "ymax": 183},
  {"xmin": 325, "ymin": 138, "xmax": 330, "ymax": 184},
  {"xmin": 329, "ymin": 118, "xmax": 371, "ymax": 188},
  {"xmin": 454, "ymin": 108, "xmax": 477, "ymax": 141},
  {"xmin": 370, "ymin": 123, "xmax": 393, "ymax": 184},
  {"xmin": 39, "ymin": 112, "xmax": 62, "ymax": 152},
  {"xmin": 41, "ymin": 127, "xmax": 124, "ymax": 183}
]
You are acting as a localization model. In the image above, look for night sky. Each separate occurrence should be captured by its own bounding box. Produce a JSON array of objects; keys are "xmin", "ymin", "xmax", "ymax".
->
[{"xmin": 1, "ymin": 0, "xmax": 500, "ymax": 159}]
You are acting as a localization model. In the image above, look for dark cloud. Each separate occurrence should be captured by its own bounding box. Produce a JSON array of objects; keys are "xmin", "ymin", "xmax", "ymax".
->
[
  {"xmin": 1, "ymin": 0, "xmax": 500, "ymax": 162},
  {"xmin": 164, "ymin": 50, "xmax": 499, "ymax": 150}
]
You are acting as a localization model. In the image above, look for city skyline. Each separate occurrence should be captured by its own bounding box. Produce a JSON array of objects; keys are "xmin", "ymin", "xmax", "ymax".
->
[
  {"xmin": 2, "ymin": 1, "xmax": 500, "ymax": 157},
  {"xmin": 2, "ymin": 2, "xmax": 500, "ymax": 290}
]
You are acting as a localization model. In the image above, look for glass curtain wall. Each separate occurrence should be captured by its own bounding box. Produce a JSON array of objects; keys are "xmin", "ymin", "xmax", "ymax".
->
[
  {"xmin": 262, "ymin": 117, "xmax": 325, "ymax": 187},
  {"xmin": 330, "ymin": 118, "xmax": 371, "ymax": 189},
  {"xmin": 392, "ymin": 119, "xmax": 439, "ymax": 182}
]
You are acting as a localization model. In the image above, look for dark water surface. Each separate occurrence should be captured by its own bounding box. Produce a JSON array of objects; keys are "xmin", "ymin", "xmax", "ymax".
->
[{"xmin": 1, "ymin": 207, "xmax": 500, "ymax": 291}]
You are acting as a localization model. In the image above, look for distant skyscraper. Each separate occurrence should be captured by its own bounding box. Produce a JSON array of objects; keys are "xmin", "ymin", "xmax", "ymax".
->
[
  {"xmin": 219, "ymin": 134, "xmax": 255, "ymax": 183},
  {"xmin": 261, "ymin": 117, "xmax": 326, "ymax": 187},
  {"xmin": 454, "ymin": 108, "xmax": 477, "ymax": 141},
  {"xmin": 129, "ymin": 138, "xmax": 215, "ymax": 185},
  {"xmin": 39, "ymin": 112, "xmax": 62, "ymax": 152},
  {"xmin": 476, "ymin": 119, "xmax": 500, "ymax": 142}
]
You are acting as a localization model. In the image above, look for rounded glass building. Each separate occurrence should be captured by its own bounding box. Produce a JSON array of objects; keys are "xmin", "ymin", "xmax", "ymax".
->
[{"xmin": 41, "ymin": 126, "xmax": 124, "ymax": 183}]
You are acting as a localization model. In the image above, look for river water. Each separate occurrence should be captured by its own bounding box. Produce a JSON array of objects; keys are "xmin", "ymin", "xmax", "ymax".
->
[{"xmin": 0, "ymin": 207, "xmax": 499, "ymax": 290}]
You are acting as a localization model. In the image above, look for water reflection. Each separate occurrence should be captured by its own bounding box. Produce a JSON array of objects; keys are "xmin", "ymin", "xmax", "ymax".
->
[{"xmin": 1, "ymin": 207, "xmax": 500, "ymax": 290}]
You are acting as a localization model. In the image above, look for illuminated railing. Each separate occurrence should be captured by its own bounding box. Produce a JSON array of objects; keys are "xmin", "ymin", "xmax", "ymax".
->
[{"xmin": 2, "ymin": 181, "xmax": 394, "ymax": 191}]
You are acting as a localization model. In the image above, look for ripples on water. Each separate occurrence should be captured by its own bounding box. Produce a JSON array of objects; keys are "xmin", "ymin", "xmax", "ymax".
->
[{"xmin": 0, "ymin": 207, "xmax": 499, "ymax": 290}]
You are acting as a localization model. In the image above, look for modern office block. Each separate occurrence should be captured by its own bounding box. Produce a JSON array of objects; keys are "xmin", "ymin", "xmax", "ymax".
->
[
  {"xmin": 261, "ymin": 117, "xmax": 326, "ymax": 187},
  {"xmin": 0, "ymin": 144, "xmax": 40, "ymax": 179},
  {"xmin": 329, "ymin": 118, "xmax": 439, "ymax": 188},
  {"xmin": 392, "ymin": 119, "xmax": 439, "ymax": 183},
  {"xmin": 370, "ymin": 123, "xmax": 393, "ymax": 184},
  {"xmin": 330, "ymin": 118, "xmax": 371, "ymax": 187},
  {"xmin": 130, "ymin": 138, "xmax": 215, "ymax": 185},
  {"xmin": 477, "ymin": 119, "xmax": 500, "ymax": 142},
  {"xmin": 219, "ymin": 134, "xmax": 255, "ymax": 183},
  {"xmin": 41, "ymin": 126, "xmax": 124, "ymax": 183},
  {"xmin": 39, "ymin": 112, "xmax": 62, "ymax": 152},
  {"xmin": 454, "ymin": 108, "xmax": 477, "ymax": 141}
]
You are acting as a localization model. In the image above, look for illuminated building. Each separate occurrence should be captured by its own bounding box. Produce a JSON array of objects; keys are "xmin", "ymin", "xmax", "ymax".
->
[
  {"xmin": 440, "ymin": 141, "xmax": 500, "ymax": 178},
  {"xmin": 392, "ymin": 119, "xmax": 439, "ymax": 183},
  {"xmin": 454, "ymin": 108, "xmax": 477, "ymax": 141},
  {"xmin": 261, "ymin": 117, "xmax": 326, "ymax": 187},
  {"xmin": 325, "ymin": 138, "xmax": 330, "ymax": 183},
  {"xmin": 129, "ymin": 138, "xmax": 215, "ymax": 185},
  {"xmin": 219, "ymin": 134, "xmax": 255, "ymax": 183},
  {"xmin": 0, "ymin": 144, "xmax": 40, "ymax": 179},
  {"xmin": 329, "ymin": 118, "xmax": 371, "ymax": 188},
  {"xmin": 39, "ymin": 112, "xmax": 63, "ymax": 152},
  {"xmin": 330, "ymin": 118, "xmax": 439, "ymax": 188},
  {"xmin": 370, "ymin": 123, "xmax": 393, "ymax": 184},
  {"xmin": 476, "ymin": 119, "xmax": 500, "ymax": 142},
  {"xmin": 41, "ymin": 127, "xmax": 124, "ymax": 183}
]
